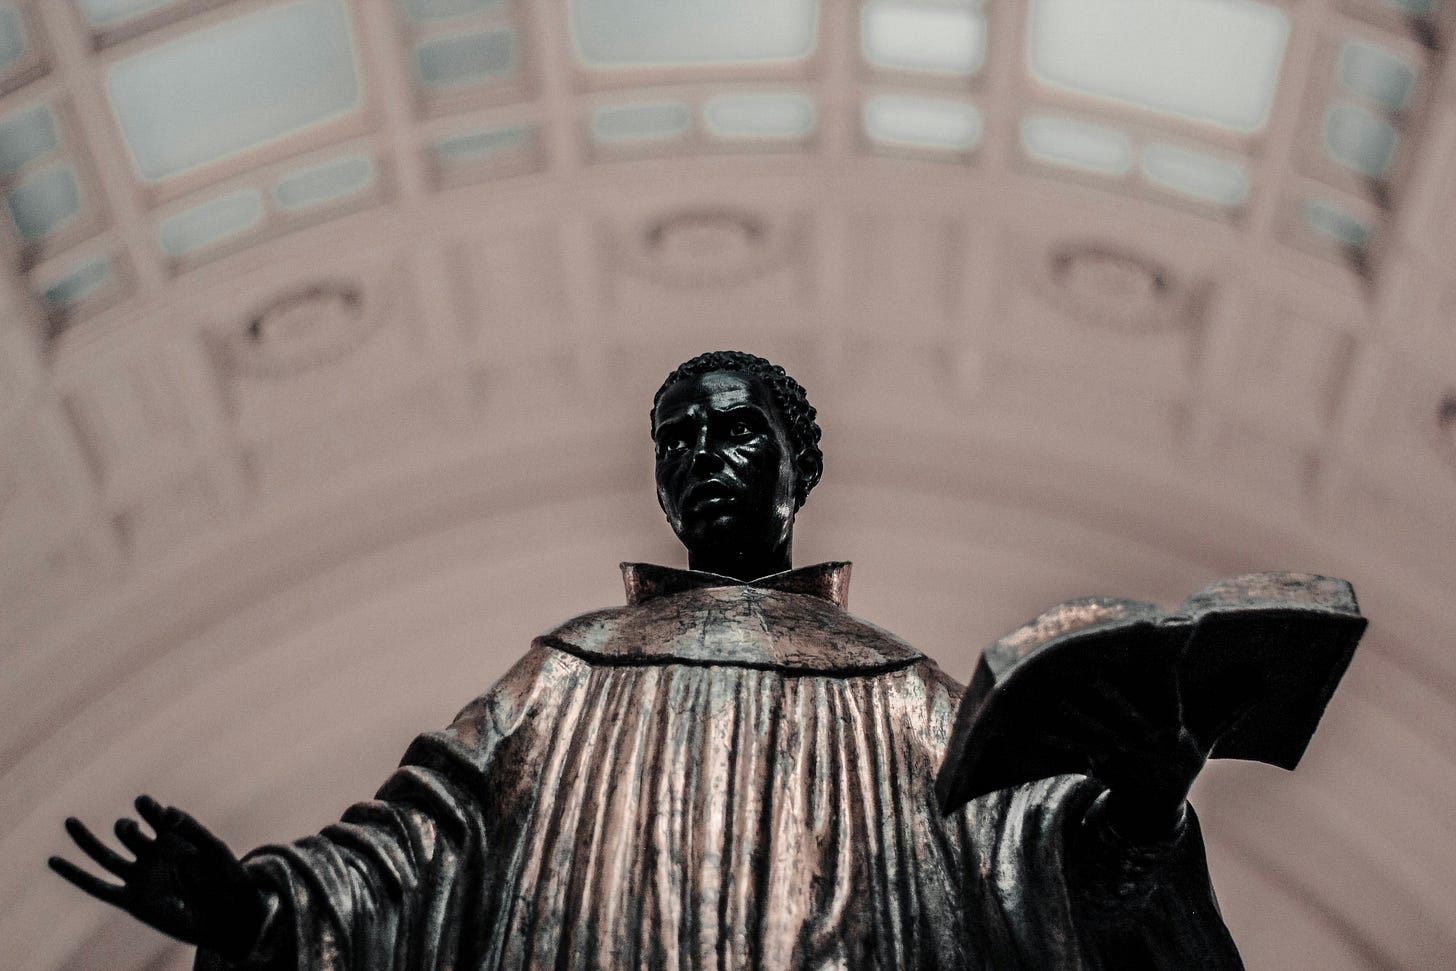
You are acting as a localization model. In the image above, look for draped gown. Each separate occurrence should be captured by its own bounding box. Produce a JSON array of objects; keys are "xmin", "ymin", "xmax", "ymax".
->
[{"xmin": 199, "ymin": 562, "xmax": 1241, "ymax": 970}]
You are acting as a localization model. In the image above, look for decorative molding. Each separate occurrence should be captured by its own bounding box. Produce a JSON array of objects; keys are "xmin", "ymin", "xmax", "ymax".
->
[
  {"xmin": 1036, "ymin": 240, "xmax": 1207, "ymax": 334},
  {"xmin": 618, "ymin": 207, "xmax": 797, "ymax": 287},
  {"xmin": 1435, "ymin": 392, "xmax": 1456, "ymax": 471},
  {"xmin": 224, "ymin": 281, "xmax": 376, "ymax": 378}
]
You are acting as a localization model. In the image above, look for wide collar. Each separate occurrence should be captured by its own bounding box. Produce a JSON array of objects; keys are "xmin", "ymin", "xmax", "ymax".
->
[
  {"xmin": 621, "ymin": 561, "xmax": 852, "ymax": 609},
  {"xmin": 538, "ymin": 560, "xmax": 919, "ymax": 673}
]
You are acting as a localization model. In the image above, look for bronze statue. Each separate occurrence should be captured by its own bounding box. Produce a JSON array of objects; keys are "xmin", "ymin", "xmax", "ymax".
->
[{"xmin": 51, "ymin": 350, "xmax": 1362, "ymax": 969}]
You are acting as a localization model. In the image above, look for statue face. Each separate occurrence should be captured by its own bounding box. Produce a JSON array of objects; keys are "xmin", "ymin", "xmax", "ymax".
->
[{"xmin": 653, "ymin": 370, "xmax": 797, "ymax": 564}]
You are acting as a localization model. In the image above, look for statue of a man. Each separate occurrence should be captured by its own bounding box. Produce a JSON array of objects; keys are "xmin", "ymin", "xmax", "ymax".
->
[{"xmin": 53, "ymin": 350, "xmax": 1242, "ymax": 969}]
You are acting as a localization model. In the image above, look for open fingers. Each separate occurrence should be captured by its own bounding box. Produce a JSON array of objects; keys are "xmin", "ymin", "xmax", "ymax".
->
[
  {"xmin": 48, "ymin": 855, "xmax": 128, "ymax": 907},
  {"xmin": 114, "ymin": 817, "xmax": 152, "ymax": 857},
  {"xmin": 134, "ymin": 794, "xmax": 177, "ymax": 833},
  {"xmin": 63, "ymin": 817, "xmax": 132, "ymax": 877}
]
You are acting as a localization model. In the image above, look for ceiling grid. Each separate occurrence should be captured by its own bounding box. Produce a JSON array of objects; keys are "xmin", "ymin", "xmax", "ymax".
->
[
  {"xmin": 805, "ymin": 0, "xmax": 854, "ymax": 376},
  {"xmin": 33, "ymin": 2, "xmax": 163, "ymax": 293},
  {"xmin": 2, "ymin": 3, "xmax": 1455, "ymax": 967},
  {"xmin": 521, "ymin": 0, "xmax": 610, "ymax": 388},
  {"xmin": 948, "ymin": 0, "xmax": 1024, "ymax": 387},
  {"xmin": 354, "ymin": 0, "xmax": 480, "ymax": 425},
  {"xmin": 1182, "ymin": 0, "xmax": 1356, "ymax": 471}
]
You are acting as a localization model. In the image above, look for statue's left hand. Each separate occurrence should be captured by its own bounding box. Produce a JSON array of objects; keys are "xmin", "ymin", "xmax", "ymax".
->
[
  {"xmin": 48, "ymin": 795, "xmax": 268, "ymax": 961},
  {"xmin": 1050, "ymin": 678, "xmax": 1213, "ymax": 844}
]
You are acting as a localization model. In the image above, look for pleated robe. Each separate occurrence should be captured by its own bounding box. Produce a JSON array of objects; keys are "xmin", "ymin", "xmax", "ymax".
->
[{"xmin": 201, "ymin": 563, "xmax": 1240, "ymax": 971}]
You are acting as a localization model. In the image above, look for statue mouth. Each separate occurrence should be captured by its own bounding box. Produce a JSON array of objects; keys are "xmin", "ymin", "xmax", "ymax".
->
[{"xmin": 684, "ymin": 479, "xmax": 736, "ymax": 507}]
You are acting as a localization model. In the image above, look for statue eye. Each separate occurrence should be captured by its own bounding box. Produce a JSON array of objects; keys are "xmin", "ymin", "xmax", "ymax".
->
[
  {"xmin": 729, "ymin": 421, "xmax": 754, "ymax": 439},
  {"xmin": 659, "ymin": 431, "xmax": 690, "ymax": 454}
]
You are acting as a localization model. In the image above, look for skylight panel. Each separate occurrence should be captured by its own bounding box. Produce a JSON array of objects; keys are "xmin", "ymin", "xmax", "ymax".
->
[
  {"xmin": 1141, "ymin": 143, "xmax": 1249, "ymax": 206},
  {"xmin": 0, "ymin": 5, "xmax": 25, "ymax": 70},
  {"xmin": 704, "ymin": 93, "xmax": 815, "ymax": 138},
  {"xmin": 157, "ymin": 189, "xmax": 262, "ymax": 257},
  {"xmin": 415, "ymin": 28, "xmax": 514, "ymax": 88},
  {"xmin": 864, "ymin": 95, "xmax": 981, "ymax": 151},
  {"xmin": 1380, "ymin": 0, "xmax": 1437, "ymax": 12},
  {"xmin": 42, "ymin": 255, "xmax": 111, "ymax": 308},
  {"xmin": 76, "ymin": 0, "xmax": 182, "ymax": 26},
  {"xmin": 591, "ymin": 102, "xmax": 693, "ymax": 142},
  {"xmin": 1020, "ymin": 115, "xmax": 1131, "ymax": 173},
  {"xmin": 861, "ymin": 1, "xmax": 986, "ymax": 76},
  {"xmin": 570, "ymin": 0, "xmax": 818, "ymax": 67},
  {"xmin": 433, "ymin": 124, "xmax": 534, "ymax": 167},
  {"xmin": 273, "ymin": 155, "xmax": 374, "ymax": 210},
  {"xmin": 1338, "ymin": 41, "xmax": 1415, "ymax": 109},
  {"xmin": 1323, "ymin": 104, "xmax": 1397, "ymax": 176},
  {"xmin": 105, "ymin": 0, "xmax": 361, "ymax": 181},
  {"xmin": 7, "ymin": 165, "xmax": 80, "ymax": 240},
  {"xmin": 0, "ymin": 104, "xmax": 58, "ymax": 174},
  {"xmin": 1301, "ymin": 198, "xmax": 1369, "ymax": 248},
  {"xmin": 1027, "ymin": 0, "xmax": 1289, "ymax": 132},
  {"xmin": 401, "ymin": 0, "xmax": 501, "ymax": 21}
]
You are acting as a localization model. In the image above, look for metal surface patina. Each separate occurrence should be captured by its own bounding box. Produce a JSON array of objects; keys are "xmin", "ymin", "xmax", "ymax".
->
[{"xmin": 50, "ymin": 350, "xmax": 1364, "ymax": 969}]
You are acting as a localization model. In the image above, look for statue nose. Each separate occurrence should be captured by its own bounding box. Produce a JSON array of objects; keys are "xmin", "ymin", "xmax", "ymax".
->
[{"xmin": 690, "ymin": 444, "xmax": 724, "ymax": 476}]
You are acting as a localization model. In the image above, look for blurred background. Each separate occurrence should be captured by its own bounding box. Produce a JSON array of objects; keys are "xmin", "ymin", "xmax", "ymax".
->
[{"xmin": 1, "ymin": 0, "xmax": 1453, "ymax": 967}]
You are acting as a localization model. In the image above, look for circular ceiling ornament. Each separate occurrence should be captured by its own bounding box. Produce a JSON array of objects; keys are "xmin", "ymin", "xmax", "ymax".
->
[
  {"xmin": 227, "ymin": 281, "xmax": 376, "ymax": 377},
  {"xmin": 1434, "ymin": 393, "xmax": 1456, "ymax": 469},
  {"xmin": 1038, "ymin": 241, "xmax": 1199, "ymax": 333},
  {"xmin": 620, "ymin": 207, "xmax": 794, "ymax": 286}
]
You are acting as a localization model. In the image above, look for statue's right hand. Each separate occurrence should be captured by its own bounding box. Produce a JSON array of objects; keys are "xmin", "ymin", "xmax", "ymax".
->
[{"xmin": 49, "ymin": 795, "xmax": 268, "ymax": 961}]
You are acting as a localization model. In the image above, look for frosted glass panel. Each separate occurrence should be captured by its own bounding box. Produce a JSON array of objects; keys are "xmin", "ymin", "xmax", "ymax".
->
[
  {"xmin": 0, "ymin": 5, "xmax": 25, "ymax": 70},
  {"xmin": 1028, "ymin": 0, "xmax": 1289, "ymax": 132},
  {"xmin": 401, "ymin": 0, "xmax": 500, "ymax": 21},
  {"xmin": 77, "ymin": 0, "xmax": 180, "ymax": 26},
  {"xmin": 862, "ymin": 1, "xmax": 985, "ymax": 75},
  {"xmin": 1382, "ymin": 0, "xmax": 1437, "ymax": 12},
  {"xmin": 704, "ymin": 93, "xmax": 815, "ymax": 137},
  {"xmin": 864, "ymin": 95, "xmax": 980, "ymax": 150},
  {"xmin": 43, "ymin": 256, "xmax": 110, "ymax": 307},
  {"xmin": 1323, "ymin": 104, "xmax": 1397, "ymax": 176},
  {"xmin": 591, "ymin": 102, "xmax": 692, "ymax": 142},
  {"xmin": 1141, "ymin": 143, "xmax": 1249, "ymax": 205},
  {"xmin": 1020, "ymin": 115, "xmax": 1131, "ymax": 173},
  {"xmin": 157, "ymin": 189, "xmax": 262, "ymax": 256},
  {"xmin": 1302, "ymin": 199, "xmax": 1368, "ymax": 247},
  {"xmin": 106, "ymin": 0, "xmax": 360, "ymax": 181},
  {"xmin": 434, "ymin": 125, "xmax": 534, "ymax": 166},
  {"xmin": 7, "ymin": 165, "xmax": 80, "ymax": 240},
  {"xmin": 274, "ymin": 155, "xmax": 374, "ymax": 210},
  {"xmin": 0, "ymin": 105, "xmax": 58, "ymax": 174},
  {"xmin": 415, "ymin": 28, "xmax": 514, "ymax": 87},
  {"xmin": 1339, "ymin": 42, "xmax": 1415, "ymax": 109},
  {"xmin": 571, "ymin": 0, "xmax": 817, "ymax": 66}
]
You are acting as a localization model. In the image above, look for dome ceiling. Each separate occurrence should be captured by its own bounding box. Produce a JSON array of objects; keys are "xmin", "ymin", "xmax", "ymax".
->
[{"xmin": 2, "ymin": 1, "xmax": 1455, "ymax": 968}]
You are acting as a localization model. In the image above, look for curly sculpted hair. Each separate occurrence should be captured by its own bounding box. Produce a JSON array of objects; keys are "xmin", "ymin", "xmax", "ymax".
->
[{"xmin": 651, "ymin": 350, "xmax": 824, "ymax": 509}]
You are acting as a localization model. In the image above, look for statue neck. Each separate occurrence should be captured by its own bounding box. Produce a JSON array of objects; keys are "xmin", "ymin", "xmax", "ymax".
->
[{"xmin": 687, "ymin": 535, "xmax": 792, "ymax": 583}]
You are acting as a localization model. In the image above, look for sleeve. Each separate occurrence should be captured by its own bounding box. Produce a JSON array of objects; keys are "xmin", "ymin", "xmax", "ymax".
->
[
  {"xmin": 958, "ymin": 777, "xmax": 1243, "ymax": 971},
  {"xmin": 1065, "ymin": 792, "xmax": 1244, "ymax": 970},
  {"xmin": 193, "ymin": 644, "xmax": 580, "ymax": 971}
]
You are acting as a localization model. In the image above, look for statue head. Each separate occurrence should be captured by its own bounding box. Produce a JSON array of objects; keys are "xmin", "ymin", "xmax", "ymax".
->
[{"xmin": 651, "ymin": 351, "xmax": 823, "ymax": 580}]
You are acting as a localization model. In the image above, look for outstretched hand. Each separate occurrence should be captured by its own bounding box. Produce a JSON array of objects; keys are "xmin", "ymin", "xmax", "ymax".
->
[{"xmin": 48, "ymin": 795, "xmax": 267, "ymax": 961}]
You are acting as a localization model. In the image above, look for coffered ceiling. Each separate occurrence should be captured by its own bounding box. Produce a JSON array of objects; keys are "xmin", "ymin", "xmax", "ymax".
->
[{"xmin": 2, "ymin": 2, "xmax": 1455, "ymax": 968}]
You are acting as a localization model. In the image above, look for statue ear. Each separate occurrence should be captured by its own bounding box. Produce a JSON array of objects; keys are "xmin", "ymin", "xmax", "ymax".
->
[{"xmin": 796, "ymin": 451, "xmax": 823, "ymax": 502}]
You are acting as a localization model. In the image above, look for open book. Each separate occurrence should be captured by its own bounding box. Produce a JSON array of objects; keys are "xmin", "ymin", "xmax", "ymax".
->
[{"xmin": 935, "ymin": 573, "xmax": 1366, "ymax": 814}]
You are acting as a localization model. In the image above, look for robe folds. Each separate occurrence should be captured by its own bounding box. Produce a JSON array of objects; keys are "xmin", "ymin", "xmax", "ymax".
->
[{"xmin": 201, "ymin": 562, "xmax": 1240, "ymax": 971}]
